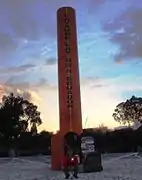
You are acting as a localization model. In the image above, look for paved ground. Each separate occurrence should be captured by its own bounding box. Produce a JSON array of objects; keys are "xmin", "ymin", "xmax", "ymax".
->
[{"xmin": 0, "ymin": 153, "xmax": 141, "ymax": 180}]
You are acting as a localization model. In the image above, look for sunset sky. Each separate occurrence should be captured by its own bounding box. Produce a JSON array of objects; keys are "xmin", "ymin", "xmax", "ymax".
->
[{"xmin": 0, "ymin": 0, "xmax": 142, "ymax": 132}]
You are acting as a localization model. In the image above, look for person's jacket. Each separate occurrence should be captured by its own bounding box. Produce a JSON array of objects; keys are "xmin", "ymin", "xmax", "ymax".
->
[{"xmin": 63, "ymin": 155, "xmax": 78, "ymax": 168}]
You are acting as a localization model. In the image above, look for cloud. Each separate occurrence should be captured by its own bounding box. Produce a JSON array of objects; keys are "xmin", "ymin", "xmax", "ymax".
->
[
  {"xmin": 45, "ymin": 58, "xmax": 57, "ymax": 66},
  {"xmin": 0, "ymin": 75, "xmax": 142, "ymax": 131},
  {"xmin": 0, "ymin": 77, "xmax": 57, "ymax": 131},
  {"xmin": 0, "ymin": 0, "xmax": 105, "ymax": 62},
  {"xmin": 103, "ymin": 5, "xmax": 142, "ymax": 62},
  {"xmin": 81, "ymin": 77, "xmax": 111, "ymax": 89},
  {"xmin": 0, "ymin": 0, "xmax": 67, "ymax": 62},
  {"xmin": 0, "ymin": 64, "xmax": 35, "ymax": 75},
  {"xmin": 115, "ymin": 59, "xmax": 124, "ymax": 64},
  {"xmin": 0, "ymin": 0, "xmax": 57, "ymax": 40},
  {"xmin": 86, "ymin": 75, "xmax": 142, "ymax": 92},
  {"xmin": 0, "ymin": 0, "xmax": 105, "ymax": 51},
  {"xmin": 37, "ymin": 78, "xmax": 48, "ymax": 86},
  {"xmin": 2, "ymin": 76, "xmax": 56, "ymax": 93},
  {"xmin": 15, "ymin": 89, "xmax": 42, "ymax": 105},
  {"xmin": 86, "ymin": 0, "xmax": 107, "ymax": 14},
  {"xmin": 0, "ymin": 84, "xmax": 41, "ymax": 106},
  {"xmin": 80, "ymin": 75, "xmax": 142, "ymax": 128},
  {"xmin": 0, "ymin": 79, "xmax": 43, "ymax": 115},
  {"xmin": 35, "ymin": 78, "xmax": 57, "ymax": 90},
  {"xmin": 0, "ymin": 33, "xmax": 17, "ymax": 52}
]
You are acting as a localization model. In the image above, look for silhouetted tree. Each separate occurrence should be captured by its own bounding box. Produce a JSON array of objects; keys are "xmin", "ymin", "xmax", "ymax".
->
[
  {"xmin": 113, "ymin": 96, "xmax": 142, "ymax": 126},
  {"xmin": 0, "ymin": 93, "xmax": 42, "ymax": 145},
  {"xmin": 94, "ymin": 124, "xmax": 110, "ymax": 133},
  {"xmin": 39, "ymin": 130, "xmax": 52, "ymax": 147}
]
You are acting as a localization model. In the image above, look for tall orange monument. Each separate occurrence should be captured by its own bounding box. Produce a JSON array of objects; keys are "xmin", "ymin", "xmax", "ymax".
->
[{"xmin": 51, "ymin": 7, "xmax": 82, "ymax": 170}]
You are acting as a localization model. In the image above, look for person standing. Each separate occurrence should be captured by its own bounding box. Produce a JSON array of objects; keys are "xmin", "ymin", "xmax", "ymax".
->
[{"xmin": 63, "ymin": 150, "xmax": 79, "ymax": 179}]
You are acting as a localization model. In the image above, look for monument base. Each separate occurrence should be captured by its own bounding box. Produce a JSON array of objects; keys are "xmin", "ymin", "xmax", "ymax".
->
[
  {"xmin": 51, "ymin": 132, "xmax": 63, "ymax": 170},
  {"xmin": 51, "ymin": 131, "xmax": 103, "ymax": 173}
]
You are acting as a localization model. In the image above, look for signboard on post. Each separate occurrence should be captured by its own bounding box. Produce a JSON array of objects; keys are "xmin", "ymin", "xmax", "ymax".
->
[
  {"xmin": 81, "ymin": 136, "xmax": 96, "ymax": 155},
  {"xmin": 80, "ymin": 134, "xmax": 103, "ymax": 172}
]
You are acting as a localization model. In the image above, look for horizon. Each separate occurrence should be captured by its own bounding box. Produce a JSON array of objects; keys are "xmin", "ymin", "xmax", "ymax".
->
[{"xmin": 0, "ymin": 0, "xmax": 142, "ymax": 131}]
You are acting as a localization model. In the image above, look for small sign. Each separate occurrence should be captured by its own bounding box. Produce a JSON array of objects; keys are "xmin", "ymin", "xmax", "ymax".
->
[{"xmin": 81, "ymin": 136, "xmax": 96, "ymax": 155}]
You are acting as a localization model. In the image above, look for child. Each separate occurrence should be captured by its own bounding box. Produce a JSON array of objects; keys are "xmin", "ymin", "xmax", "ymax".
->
[{"xmin": 63, "ymin": 150, "xmax": 79, "ymax": 179}]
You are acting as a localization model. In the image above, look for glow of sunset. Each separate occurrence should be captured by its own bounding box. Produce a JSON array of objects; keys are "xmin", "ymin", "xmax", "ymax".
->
[{"xmin": 0, "ymin": 0, "xmax": 142, "ymax": 132}]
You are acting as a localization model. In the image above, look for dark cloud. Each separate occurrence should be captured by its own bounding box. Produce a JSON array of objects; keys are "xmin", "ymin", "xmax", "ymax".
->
[
  {"xmin": 0, "ymin": 82, "xmax": 32, "ymax": 102},
  {"xmin": 0, "ymin": 64, "xmax": 35, "ymax": 75},
  {"xmin": 0, "ymin": 0, "xmax": 59, "ymax": 61},
  {"xmin": 35, "ymin": 78, "xmax": 57, "ymax": 89},
  {"xmin": 8, "ymin": 89, "xmax": 32, "ymax": 102},
  {"xmin": 81, "ymin": 76, "xmax": 109, "ymax": 88},
  {"xmin": 115, "ymin": 59, "xmax": 124, "ymax": 64},
  {"xmin": 19, "ymin": 91, "xmax": 32, "ymax": 101},
  {"xmin": 36, "ymin": 78, "xmax": 49, "ymax": 87},
  {"xmin": 4, "ymin": 77, "xmax": 50, "ymax": 90},
  {"xmin": 5, "ymin": 77, "xmax": 31, "ymax": 89},
  {"xmin": 0, "ymin": 0, "xmax": 57, "ymax": 40},
  {"xmin": 103, "ymin": 6, "xmax": 142, "ymax": 62},
  {"xmin": 92, "ymin": 84, "xmax": 109, "ymax": 88},
  {"xmin": 86, "ymin": 0, "xmax": 106, "ymax": 14},
  {"xmin": 0, "ymin": 77, "xmax": 50, "ymax": 101},
  {"xmin": 45, "ymin": 58, "xmax": 57, "ymax": 65},
  {"xmin": 0, "ymin": 33, "xmax": 17, "ymax": 52}
]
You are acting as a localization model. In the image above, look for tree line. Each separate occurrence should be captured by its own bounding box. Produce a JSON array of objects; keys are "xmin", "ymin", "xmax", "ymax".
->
[
  {"xmin": 0, "ymin": 93, "xmax": 141, "ymax": 156},
  {"xmin": 0, "ymin": 93, "xmax": 52, "ymax": 156},
  {"xmin": 85, "ymin": 95, "xmax": 142, "ymax": 153},
  {"xmin": 83, "ymin": 126, "xmax": 142, "ymax": 153}
]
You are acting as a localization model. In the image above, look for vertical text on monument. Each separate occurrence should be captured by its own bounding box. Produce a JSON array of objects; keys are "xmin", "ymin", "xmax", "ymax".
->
[{"xmin": 64, "ymin": 8, "xmax": 73, "ymax": 109}]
